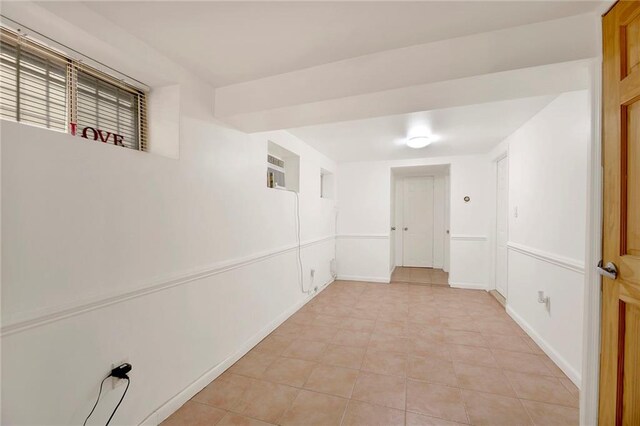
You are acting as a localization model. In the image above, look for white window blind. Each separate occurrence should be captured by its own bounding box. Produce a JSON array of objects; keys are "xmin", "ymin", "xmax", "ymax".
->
[
  {"xmin": 0, "ymin": 27, "xmax": 148, "ymax": 151},
  {"xmin": 77, "ymin": 69, "xmax": 141, "ymax": 150},
  {"xmin": 0, "ymin": 31, "xmax": 67, "ymax": 131}
]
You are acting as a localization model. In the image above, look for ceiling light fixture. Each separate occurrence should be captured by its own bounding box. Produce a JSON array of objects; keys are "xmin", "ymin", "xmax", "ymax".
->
[{"xmin": 406, "ymin": 136, "xmax": 433, "ymax": 149}]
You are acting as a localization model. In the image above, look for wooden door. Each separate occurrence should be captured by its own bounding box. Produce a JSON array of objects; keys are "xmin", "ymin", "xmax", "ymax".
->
[
  {"xmin": 495, "ymin": 156, "xmax": 509, "ymax": 298},
  {"xmin": 402, "ymin": 177, "xmax": 434, "ymax": 267},
  {"xmin": 600, "ymin": 1, "xmax": 640, "ymax": 424}
]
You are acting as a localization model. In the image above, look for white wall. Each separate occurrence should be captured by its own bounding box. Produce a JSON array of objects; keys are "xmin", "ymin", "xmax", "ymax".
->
[
  {"xmin": 0, "ymin": 12, "xmax": 338, "ymax": 425},
  {"xmin": 491, "ymin": 90, "xmax": 590, "ymax": 386},
  {"xmin": 336, "ymin": 156, "xmax": 492, "ymax": 286}
]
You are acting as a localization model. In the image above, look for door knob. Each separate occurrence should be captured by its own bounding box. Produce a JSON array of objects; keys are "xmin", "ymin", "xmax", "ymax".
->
[
  {"xmin": 597, "ymin": 260, "xmax": 618, "ymax": 280},
  {"xmin": 404, "ymin": 227, "xmax": 408, "ymax": 231},
  {"xmin": 391, "ymin": 227, "xmax": 396, "ymax": 231}
]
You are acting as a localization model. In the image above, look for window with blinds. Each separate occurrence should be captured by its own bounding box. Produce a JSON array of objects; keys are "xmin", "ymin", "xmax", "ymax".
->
[{"xmin": 0, "ymin": 27, "xmax": 148, "ymax": 151}]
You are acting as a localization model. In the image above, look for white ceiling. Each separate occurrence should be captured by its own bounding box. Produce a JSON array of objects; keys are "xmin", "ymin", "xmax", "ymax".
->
[
  {"xmin": 77, "ymin": 1, "xmax": 603, "ymax": 87},
  {"xmin": 288, "ymin": 95, "xmax": 558, "ymax": 162}
]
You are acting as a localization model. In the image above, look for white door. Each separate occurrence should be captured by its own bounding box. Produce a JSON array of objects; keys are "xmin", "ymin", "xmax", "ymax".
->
[
  {"xmin": 495, "ymin": 156, "xmax": 508, "ymax": 297},
  {"xmin": 402, "ymin": 177, "xmax": 434, "ymax": 267}
]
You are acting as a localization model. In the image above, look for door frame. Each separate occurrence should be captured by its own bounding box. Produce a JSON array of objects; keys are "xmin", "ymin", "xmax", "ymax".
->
[
  {"xmin": 581, "ymin": 50, "xmax": 604, "ymax": 426},
  {"xmin": 493, "ymin": 153, "xmax": 509, "ymax": 299}
]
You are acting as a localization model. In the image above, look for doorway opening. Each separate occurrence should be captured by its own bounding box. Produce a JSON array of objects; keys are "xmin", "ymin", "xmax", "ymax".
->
[{"xmin": 390, "ymin": 165, "xmax": 450, "ymax": 284}]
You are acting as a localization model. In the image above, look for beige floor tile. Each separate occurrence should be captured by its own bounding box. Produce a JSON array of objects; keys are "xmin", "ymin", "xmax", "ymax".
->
[
  {"xmin": 253, "ymin": 335, "xmax": 294, "ymax": 357},
  {"xmin": 227, "ymin": 353, "xmax": 276, "ymax": 379},
  {"xmin": 406, "ymin": 380, "xmax": 468, "ymax": 423},
  {"xmin": 216, "ymin": 412, "xmax": 275, "ymax": 426},
  {"xmin": 342, "ymin": 400, "xmax": 405, "ymax": 426},
  {"xmin": 405, "ymin": 411, "xmax": 467, "ymax": 425},
  {"xmin": 340, "ymin": 317, "xmax": 376, "ymax": 332},
  {"xmin": 362, "ymin": 350, "xmax": 408, "ymax": 377},
  {"xmin": 161, "ymin": 401, "xmax": 226, "ymax": 426},
  {"xmin": 483, "ymin": 334, "xmax": 536, "ymax": 354},
  {"xmin": 261, "ymin": 357, "xmax": 316, "ymax": 387},
  {"xmin": 299, "ymin": 325, "xmax": 339, "ymax": 343},
  {"xmin": 453, "ymin": 362, "xmax": 515, "ymax": 397},
  {"xmin": 540, "ymin": 356, "xmax": 569, "ymax": 378},
  {"xmin": 319, "ymin": 344, "xmax": 366, "ymax": 369},
  {"xmin": 369, "ymin": 333, "xmax": 412, "ymax": 353},
  {"xmin": 461, "ymin": 390, "xmax": 532, "ymax": 426},
  {"xmin": 192, "ymin": 373, "xmax": 252, "ymax": 410},
  {"xmin": 352, "ymin": 372, "xmax": 407, "ymax": 410},
  {"xmin": 281, "ymin": 339, "xmax": 327, "ymax": 362},
  {"xmin": 374, "ymin": 319, "xmax": 409, "ymax": 336},
  {"xmin": 314, "ymin": 314, "xmax": 345, "ymax": 328},
  {"xmin": 407, "ymin": 355, "xmax": 458, "ymax": 386},
  {"xmin": 232, "ymin": 379, "xmax": 299, "ymax": 424},
  {"xmin": 332, "ymin": 329, "xmax": 371, "ymax": 347},
  {"xmin": 448, "ymin": 344, "xmax": 497, "ymax": 367},
  {"xmin": 491, "ymin": 349, "xmax": 554, "ymax": 376},
  {"xmin": 444, "ymin": 330, "xmax": 488, "ymax": 347},
  {"xmin": 303, "ymin": 364, "xmax": 359, "ymax": 398},
  {"xmin": 411, "ymin": 339, "xmax": 452, "ymax": 360},
  {"xmin": 272, "ymin": 321, "xmax": 303, "ymax": 339},
  {"xmin": 439, "ymin": 316, "xmax": 479, "ymax": 332},
  {"xmin": 521, "ymin": 399, "xmax": 579, "ymax": 425},
  {"xmin": 560, "ymin": 378, "xmax": 580, "ymax": 399},
  {"xmin": 504, "ymin": 371, "xmax": 579, "ymax": 408},
  {"xmin": 280, "ymin": 390, "xmax": 347, "ymax": 426}
]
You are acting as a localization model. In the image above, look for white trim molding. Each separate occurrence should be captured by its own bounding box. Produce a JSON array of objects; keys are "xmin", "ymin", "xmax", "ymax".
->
[
  {"xmin": 1, "ymin": 235, "xmax": 336, "ymax": 337},
  {"xmin": 449, "ymin": 281, "xmax": 487, "ymax": 290},
  {"xmin": 450, "ymin": 234, "xmax": 488, "ymax": 242},
  {"xmin": 337, "ymin": 275, "xmax": 390, "ymax": 283},
  {"xmin": 507, "ymin": 305, "xmax": 581, "ymax": 387},
  {"xmin": 336, "ymin": 234, "xmax": 389, "ymax": 240},
  {"xmin": 507, "ymin": 242, "xmax": 585, "ymax": 274}
]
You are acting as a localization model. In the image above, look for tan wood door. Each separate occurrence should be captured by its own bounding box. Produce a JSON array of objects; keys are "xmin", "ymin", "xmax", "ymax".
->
[{"xmin": 600, "ymin": 1, "xmax": 640, "ymax": 425}]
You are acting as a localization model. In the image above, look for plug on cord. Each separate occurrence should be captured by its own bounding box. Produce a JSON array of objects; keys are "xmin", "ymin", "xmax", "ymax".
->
[{"xmin": 110, "ymin": 363, "xmax": 132, "ymax": 379}]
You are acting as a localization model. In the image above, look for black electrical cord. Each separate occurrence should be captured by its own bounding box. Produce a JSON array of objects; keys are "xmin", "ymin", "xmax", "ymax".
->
[
  {"xmin": 83, "ymin": 373, "xmax": 131, "ymax": 426},
  {"xmin": 105, "ymin": 377, "xmax": 130, "ymax": 426},
  {"xmin": 83, "ymin": 376, "xmax": 109, "ymax": 426}
]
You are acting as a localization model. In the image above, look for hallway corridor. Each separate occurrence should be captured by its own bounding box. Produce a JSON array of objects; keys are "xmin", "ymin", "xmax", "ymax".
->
[{"xmin": 163, "ymin": 281, "xmax": 579, "ymax": 425}]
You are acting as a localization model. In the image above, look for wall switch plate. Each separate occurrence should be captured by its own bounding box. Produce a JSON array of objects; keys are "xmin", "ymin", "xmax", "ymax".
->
[{"xmin": 111, "ymin": 358, "xmax": 129, "ymax": 390}]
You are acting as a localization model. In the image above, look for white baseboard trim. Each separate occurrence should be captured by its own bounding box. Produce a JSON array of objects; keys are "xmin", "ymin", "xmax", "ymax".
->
[
  {"xmin": 337, "ymin": 275, "xmax": 390, "ymax": 283},
  {"xmin": 140, "ymin": 278, "xmax": 335, "ymax": 426},
  {"xmin": 506, "ymin": 305, "xmax": 581, "ymax": 387},
  {"xmin": 449, "ymin": 281, "xmax": 487, "ymax": 290}
]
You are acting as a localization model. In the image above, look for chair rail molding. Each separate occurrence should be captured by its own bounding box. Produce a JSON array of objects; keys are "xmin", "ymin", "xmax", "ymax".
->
[
  {"xmin": 507, "ymin": 241, "xmax": 585, "ymax": 274},
  {"xmin": 336, "ymin": 233, "xmax": 390, "ymax": 240},
  {"xmin": 450, "ymin": 234, "xmax": 488, "ymax": 241},
  {"xmin": 1, "ymin": 235, "xmax": 337, "ymax": 337}
]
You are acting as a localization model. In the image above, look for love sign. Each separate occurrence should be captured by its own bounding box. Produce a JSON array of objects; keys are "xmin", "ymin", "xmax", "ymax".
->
[{"xmin": 70, "ymin": 122, "xmax": 126, "ymax": 147}]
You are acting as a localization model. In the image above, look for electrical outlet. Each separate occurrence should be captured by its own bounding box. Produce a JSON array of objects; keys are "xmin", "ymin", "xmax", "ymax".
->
[{"xmin": 111, "ymin": 358, "xmax": 129, "ymax": 389}]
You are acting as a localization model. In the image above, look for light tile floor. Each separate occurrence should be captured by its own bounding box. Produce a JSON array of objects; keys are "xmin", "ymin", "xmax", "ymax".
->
[
  {"xmin": 162, "ymin": 280, "xmax": 579, "ymax": 425},
  {"xmin": 391, "ymin": 267, "xmax": 449, "ymax": 285}
]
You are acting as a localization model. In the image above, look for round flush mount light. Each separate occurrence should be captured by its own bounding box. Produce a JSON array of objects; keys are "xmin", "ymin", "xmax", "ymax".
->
[{"xmin": 406, "ymin": 136, "xmax": 433, "ymax": 149}]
